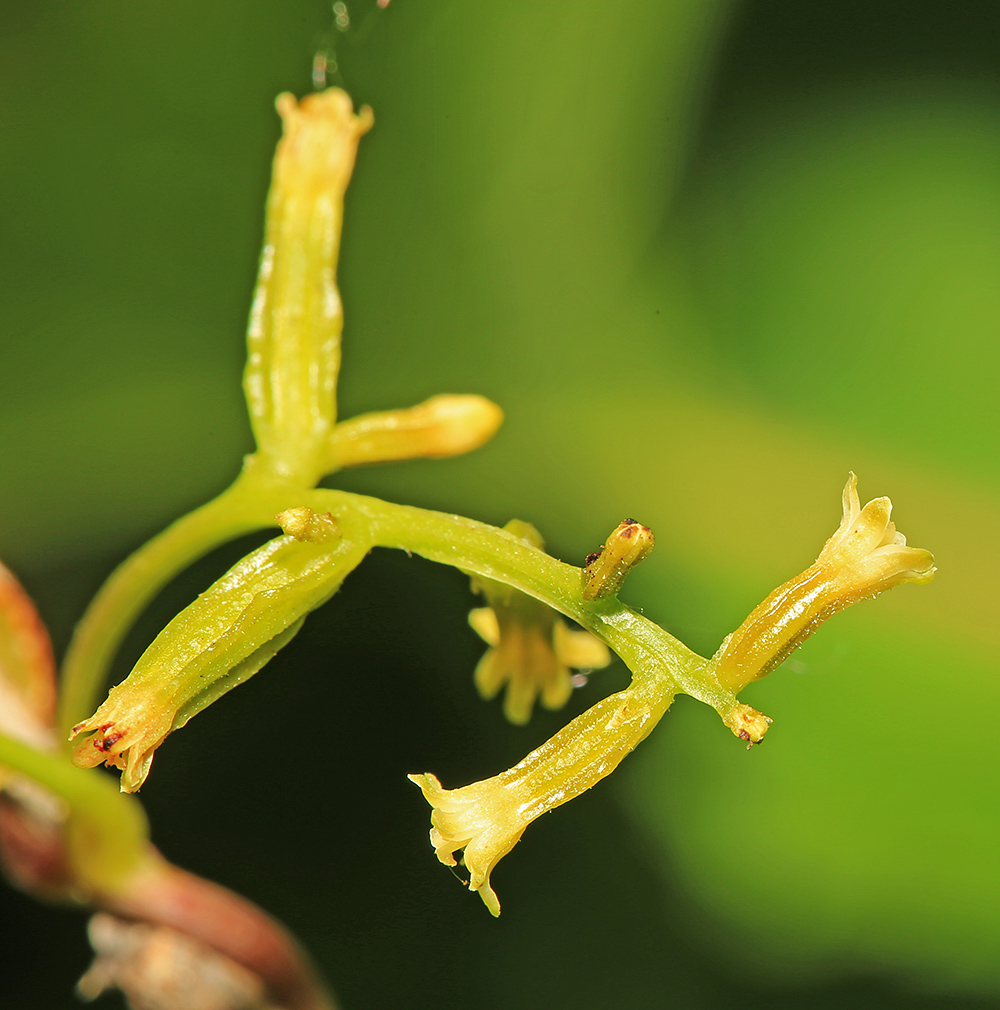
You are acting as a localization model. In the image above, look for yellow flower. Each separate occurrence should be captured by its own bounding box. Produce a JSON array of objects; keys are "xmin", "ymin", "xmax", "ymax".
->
[
  {"xmin": 469, "ymin": 520, "xmax": 611, "ymax": 724},
  {"xmin": 469, "ymin": 603, "xmax": 610, "ymax": 725},
  {"xmin": 713, "ymin": 473, "xmax": 936, "ymax": 693},
  {"xmin": 410, "ymin": 678, "xmax": 672, "ymax": 915},
  {"xmin": 69, "ymin": 698, "xmax": 172, "ymax": 794},
  {"xmin": 407, "ymin": 771, "xmax": 522, "ymax": 917}
]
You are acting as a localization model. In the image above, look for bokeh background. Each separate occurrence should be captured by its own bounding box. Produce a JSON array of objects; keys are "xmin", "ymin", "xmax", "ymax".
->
[{"xmin": 2, "ymin": 1, "xmax": 999, "ymax": 1007}]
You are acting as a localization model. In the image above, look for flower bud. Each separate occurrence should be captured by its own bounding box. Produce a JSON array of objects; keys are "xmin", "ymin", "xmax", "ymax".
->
[
  {"xmin": 244, "ymin": 88, "xmax": 373, "ymax": 482},
  {"xmin": 581, "ymin": 519, "xmax": 655, "ymax": 601},
  {"xmin": 326, "ymin": 394, "xmax": 503, "ymax": 470}
]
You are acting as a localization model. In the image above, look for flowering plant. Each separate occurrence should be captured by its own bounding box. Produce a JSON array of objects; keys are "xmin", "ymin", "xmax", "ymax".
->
[{"xmin": 0, "ymin": 85, "xmax": 934, "ymax": 1009}]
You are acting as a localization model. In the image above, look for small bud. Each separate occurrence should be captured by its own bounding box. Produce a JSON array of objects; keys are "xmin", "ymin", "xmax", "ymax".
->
[
  {"xmin": 581, "ymin": 519, "xmax": 655, "ymax": 601},
  {"xmin": 275, "ymin": 507, "xmax": 339, "ymax": 543},
  {"xmin": 326, "ymin": 394, "xmax": 504, "ymax": 470},
  {"xmin": 721, "ymin": 703, "xmax": 772, "ymax": 746}
]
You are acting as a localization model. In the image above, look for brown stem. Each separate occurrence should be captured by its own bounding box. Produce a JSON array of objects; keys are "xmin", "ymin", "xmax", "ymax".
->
[{"xmin": 104, "ymin": 855, "xmax": 337, "ymax": 1010}]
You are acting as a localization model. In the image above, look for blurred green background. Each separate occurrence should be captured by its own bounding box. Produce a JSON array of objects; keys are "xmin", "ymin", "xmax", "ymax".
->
[{"xmin": 2, "ymin": 1, "xmax": 999, "ymax": 1007}]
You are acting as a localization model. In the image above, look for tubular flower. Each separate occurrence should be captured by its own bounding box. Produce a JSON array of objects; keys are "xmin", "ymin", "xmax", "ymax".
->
[
  {"xmin": 244, "ymin": 87, "xmax": 373, "ymax": 483},
  {"xmin": 410, "ymin": 680, "xmax": 670, "ymax": 916},
  {"xmin": 469, "ymin": 522, "xmax": 610, "ymax": 725},
  {"xmin": 70, "ymin": 529, "xmax": 372, "ymax": 792},
  {"xmin": 712, "ymin": 473, "xmax": 936, "ymax": 694}
]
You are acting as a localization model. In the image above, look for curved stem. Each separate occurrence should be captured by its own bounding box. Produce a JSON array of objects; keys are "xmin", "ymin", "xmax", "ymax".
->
[
  {"xmin": 108, "ymin": 858, "xmax": 338, "ymax": 1010},
  {"xmin": 303, "ymin": 489, "xmax": 739, "ymax": 712},
  {"xmin": 57, "ymin": 468, "xmax": 296, "ymax": 739}
]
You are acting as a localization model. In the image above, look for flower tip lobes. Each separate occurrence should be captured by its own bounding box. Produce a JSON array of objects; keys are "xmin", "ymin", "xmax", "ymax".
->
[
  {"xmin": 407, "ymin": 772, "xmax": 521, "ymax": 917},
  {"xmin": 711, "ymin": 473, "xmax": 936, "ymax": 696},
  {"xmin": 69, "ymin": 704, "xmax": 167, "ymax": 795},
  {"xmin": 470, "ymin": 521, "xmax": 611, "ymax": 725},
  {"xmin": 816, "ymin": 472, "xmax": 936, "ymax": 587},
  {"xmin": 581, "ymin": 519, "xmax": 655, "ymax": 601},
  {"xmin": 273, "ymin": 88, "xmax": 373, "ymax": 198},
  {"xmin": 327, "ymin": 394, "xmax": 504, "ymax": 469}
]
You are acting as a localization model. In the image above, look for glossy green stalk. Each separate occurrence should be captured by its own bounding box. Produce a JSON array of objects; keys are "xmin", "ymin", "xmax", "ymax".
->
[{"xmin": 306, "ymin": 489, "xmax": 737, "ymax": 712}]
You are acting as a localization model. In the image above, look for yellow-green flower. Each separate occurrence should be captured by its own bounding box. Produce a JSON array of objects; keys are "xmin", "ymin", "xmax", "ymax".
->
[
  {"xmin": 713, "ymin": 473, "xmax": 936, "ymax": 693},
  {"xmin": 407, "ymin": 771, "xmax": 521, "ymax": 917},
  {"xmin": 468, "ymin": 520, "xmax": 610, "ymax": 725},
  {"xmin": 469, "ymin": 603, "xmax": 610, "ymax": 724},
  {"xmin": 410, "ymin": 678, "xmax": 671, "ymax": 915}
]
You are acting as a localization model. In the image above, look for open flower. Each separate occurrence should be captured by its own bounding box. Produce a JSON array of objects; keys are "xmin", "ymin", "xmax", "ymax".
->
[
  {"xmin": 407, "ymin": 771, "xmax": 525, "ymax": 917},
  {"xmin": 469, "ymin": 521, "xmax": 610, "ymax": 724},
  {"xmin": 713, "ymin": 473, "xmax": 936, "ymax": 693},
  {"xmin": 469, "ymin": 603, "xmax": 611, "ymax": 725},
  {"xmin": 410, "ymin": 678, "xmax": 671, "ymax": 915}
]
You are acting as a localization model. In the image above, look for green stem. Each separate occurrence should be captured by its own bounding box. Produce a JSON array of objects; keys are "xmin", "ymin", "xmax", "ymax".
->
[
  {"xmin": 0, "ymin": 732, "xmax": 148, "ymax": 893},
  {"xmin": 305, "ymin": 489, "xmax": 739, "ymax": 712},
  {"xmin": 57, "ymin": 466, "xmax": 295, "ymax": 738},
  {"xmin": 61, "ymin": 471, "xmax": 739, "ymax": 743}
]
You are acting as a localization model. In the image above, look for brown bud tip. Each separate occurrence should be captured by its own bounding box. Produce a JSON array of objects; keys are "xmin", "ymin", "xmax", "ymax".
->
[
  {"xmin": 581, "ymin": 519, "xmax": 655, "ymax": 601},
  {"xmin": 722, "ymin": 703, "xmax": 772, "ymax": 745}
]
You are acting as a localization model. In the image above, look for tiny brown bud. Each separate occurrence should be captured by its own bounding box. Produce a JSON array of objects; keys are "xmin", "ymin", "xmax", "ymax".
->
[{"xmin": 581, "ymin": 519, "xmax": 655, "ymax": 601}]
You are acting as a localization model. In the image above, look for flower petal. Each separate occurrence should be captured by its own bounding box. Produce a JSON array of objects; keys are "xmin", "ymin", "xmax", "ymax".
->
[{"xmin": 553, "ymin": 623, "xmax": 612, "ymax": 671}]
